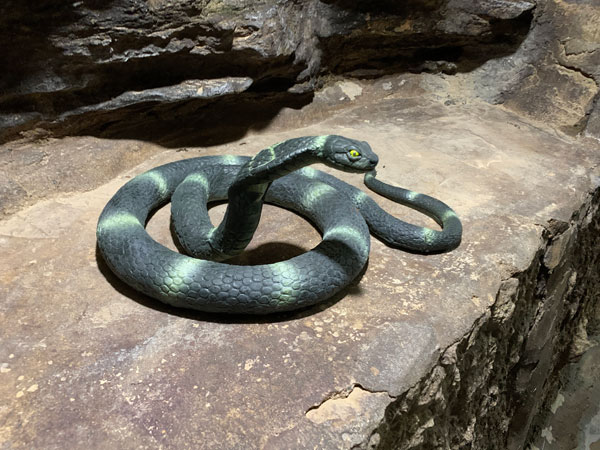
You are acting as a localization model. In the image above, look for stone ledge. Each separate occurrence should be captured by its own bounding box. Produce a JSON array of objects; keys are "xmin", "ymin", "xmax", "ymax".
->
[
  {"xmin": 372, "ymin": 189, "xmax": 600, "ymax": 449},
  {"xmin": 0, "ymin": 96, "xmax": 599, "ymax": 449},
  {"xmin": 58, "ymin": 77, "xmax": 254, "ymax": 119}
]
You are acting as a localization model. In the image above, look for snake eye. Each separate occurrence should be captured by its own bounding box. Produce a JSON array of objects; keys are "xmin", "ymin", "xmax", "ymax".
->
[{"xmin": 348, "ymin": 149, "xmax": 361, "ymax": 159}]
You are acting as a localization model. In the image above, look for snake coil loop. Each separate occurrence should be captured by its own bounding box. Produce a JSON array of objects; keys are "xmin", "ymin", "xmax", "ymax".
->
[{"xmin": 97, "ymin": 135, "xmax": 462, "ymax": 314}]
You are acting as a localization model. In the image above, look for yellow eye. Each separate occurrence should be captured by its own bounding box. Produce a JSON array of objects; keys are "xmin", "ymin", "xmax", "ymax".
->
[{"xmin": 348, "ymin": 149, "xmax": 361, "ymax": 158}]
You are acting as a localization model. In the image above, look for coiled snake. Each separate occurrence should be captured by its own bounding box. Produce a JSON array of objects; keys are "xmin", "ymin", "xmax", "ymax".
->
[{"xmin": 97, "ymin": 135, "xmax": 462, "ymax": 314}]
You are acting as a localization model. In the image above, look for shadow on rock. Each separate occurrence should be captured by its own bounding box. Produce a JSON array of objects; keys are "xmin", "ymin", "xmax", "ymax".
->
[
  {"xmin": 58, "ymin": 90, "xmax": 314, "ymax": 148},
  {"xmin": 95, "ymin": 243, "xmax": 367, "ymax": 324}
]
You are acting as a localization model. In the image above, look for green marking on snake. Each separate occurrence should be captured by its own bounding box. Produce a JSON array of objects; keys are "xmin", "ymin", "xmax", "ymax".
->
[
  {"xmin": 137, "ymin": 171, "xmax": 169, "ymax": 197},
  {"xmin": 313, "ymin": 135, "xmax": 329, "ymax": 156},
  {"xmin": 99, "ymin": 212, "xmax": 141, "ymax": 230},
  {"xmin": 406, "ymin": 190, "xmax": 419, "ymax": 201},
  {"xmin": 422, "ymin": 228, "xmax": 437, "ymax": 245},
  {"xmin": 97, "ymin": 134, "xmax": 462, "ymax": 314},
  {"xmin": 223, "ymin": 155, "xmax": 244, "ymax": 164},
  {"xmin": 270, "ymin": 261, "xmax": 299, "ymax": 303},
  {"xmin": 165, "ymin": 257, "xmax": 206, "ymax": 292},
  {"xmin": 299, "ymin": 167, "xmax": 318, "ymax": 178},
  {"xmin": 185, "ymin": 173, "xmax": 209, "ymax": 190},
  {"xmin": 443, "ymin": 209, "xmax": 457, "ymax": 220},
  {"xmin": 248, "ymin": 145, "xmax": 278, "ymax": 171},
  {"xmin": 272, "ymin": 260, "xmax": 298, "ymax": 281},
  {"xmin": 301, "ymin": 183, "xmax": 337, "ymax": 209},
  {"xmin": 353, "ymin": 189, "xmax": 369, "ymax": 205},
  {"xmin": 325, "ymin": 225, "xmax": 368, "ymax": 251}
]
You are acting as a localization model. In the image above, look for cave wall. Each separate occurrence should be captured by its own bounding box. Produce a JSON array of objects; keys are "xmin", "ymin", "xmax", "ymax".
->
[
  {"xmin": 468, "ymin": 0, "xmax": 600, "ymax": 138},
  {"xmin": 0, "ymin": 0, "xmax": 537, "ymax": 144},
  {"xmin": 3, "ymin": 1, "xmax": 599, "ymax": 144}
]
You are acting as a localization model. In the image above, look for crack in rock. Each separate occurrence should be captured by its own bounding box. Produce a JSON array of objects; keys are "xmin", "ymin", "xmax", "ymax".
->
[{"xmin": 306, "ymin": 384, "xmax": 392, "ymax": 449}]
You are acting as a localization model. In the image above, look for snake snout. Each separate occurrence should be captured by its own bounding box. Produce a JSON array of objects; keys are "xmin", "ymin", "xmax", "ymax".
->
[{"xmin": 362, "ymin": 153, "xmax": 378, "ymax": 170}]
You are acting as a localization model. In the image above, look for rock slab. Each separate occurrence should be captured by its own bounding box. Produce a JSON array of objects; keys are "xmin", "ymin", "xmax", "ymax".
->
[{"xmin": 1, "ymin": 93, "xmax": 599, "ymax": 448}]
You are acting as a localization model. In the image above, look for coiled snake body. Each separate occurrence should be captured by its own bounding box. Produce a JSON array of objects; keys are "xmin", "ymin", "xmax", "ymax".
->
[{"xmin": 97, "ymin": 135, "xmax": 462, "ymax": 314}]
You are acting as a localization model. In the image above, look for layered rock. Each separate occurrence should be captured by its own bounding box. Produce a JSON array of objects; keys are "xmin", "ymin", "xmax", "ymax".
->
[
  {"xmin": 0, "ymin": 0, "xmax": 534, "ymax": 143},
  {"xmin": 469, "ymin": 0, "xmax": 600, "ymax": 138}
]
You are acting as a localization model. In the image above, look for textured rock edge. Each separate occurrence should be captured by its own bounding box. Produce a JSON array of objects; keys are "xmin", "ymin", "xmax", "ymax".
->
[
  {"xmin": 0, "ymin": 0, "xmax": 534, "ymax": 143},
  {"xmin": 361, "ymin": 186, "xmax": 600, "ymax": 450}
]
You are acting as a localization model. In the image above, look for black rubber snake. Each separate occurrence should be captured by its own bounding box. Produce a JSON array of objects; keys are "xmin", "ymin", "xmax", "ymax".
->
[{"xmin": 96, "ymin": 135, "xmax": 462, "ymax": 314}]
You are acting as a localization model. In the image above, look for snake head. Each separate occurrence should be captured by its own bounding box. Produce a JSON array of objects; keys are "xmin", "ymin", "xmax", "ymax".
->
[{"xmin": 321, "ymin": 135, "xmax": 379, "ymax": 173}]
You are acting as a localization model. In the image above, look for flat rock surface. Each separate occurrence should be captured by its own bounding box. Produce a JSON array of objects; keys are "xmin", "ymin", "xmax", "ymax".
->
[{"xmin": 1, "ymin": 97, "xmax": 599, "ymax": 449}]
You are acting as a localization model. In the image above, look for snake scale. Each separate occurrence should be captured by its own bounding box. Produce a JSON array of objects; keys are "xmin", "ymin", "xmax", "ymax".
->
[{"xmin": 97, "ymin": 135, "xmax": 462, "ymax": 314}]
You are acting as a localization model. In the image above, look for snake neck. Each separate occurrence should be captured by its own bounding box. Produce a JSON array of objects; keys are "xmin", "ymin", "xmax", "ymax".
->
[
  {"xmin": 208, "ymin": 136, "xmax": 328, "ymax": 261},
  {"xmin": 232, "ymin": 136, "xmax": 325, "ymax": 190}
]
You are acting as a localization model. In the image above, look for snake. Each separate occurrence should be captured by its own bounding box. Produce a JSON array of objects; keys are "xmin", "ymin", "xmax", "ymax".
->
[{"xmin": 96, "ymin": 135, "xmax": 462, "ymax": 314}]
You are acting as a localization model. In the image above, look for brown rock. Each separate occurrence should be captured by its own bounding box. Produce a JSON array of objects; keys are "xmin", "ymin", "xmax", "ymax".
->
[{"xmin": 1, "ymin": 92, "xmax": 599, "ymax": 449}]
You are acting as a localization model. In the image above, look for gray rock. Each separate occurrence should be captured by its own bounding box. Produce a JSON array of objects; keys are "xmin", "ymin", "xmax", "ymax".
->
[
  {"xmin": 59, "ymin": 77, "xmax": 253, "ymax": 118},
  {"xmin": 468, "ymin": 0, "xmax": 600, "ymax": 138},
  {"xmin": 0, "ymin": 0, "xmax": 535, "ymax": 143}
]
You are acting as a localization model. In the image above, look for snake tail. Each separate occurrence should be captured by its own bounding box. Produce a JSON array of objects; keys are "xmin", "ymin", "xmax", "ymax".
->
[{"xmin": 362, "ymin": 170, "xmax": 462, "ymax": 253}]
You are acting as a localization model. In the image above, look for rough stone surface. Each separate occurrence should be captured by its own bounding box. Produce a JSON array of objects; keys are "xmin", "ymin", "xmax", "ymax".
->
[
  {"xmin": 0, "ymin": 0, "xmax": 534, "ymax": 143},
  {"xmin": 530, "ymin": 341, "xmax": 600, "ymax": 450},
  {"xmin": 0, "ymin": 137, "xmax": 166, "ymax": 219},
  {"xmin": 467, "ymin": 0, "xmax": 600, "ymax": 137},
  {"xmin": 374, "ymin": 190, "xmax": 600, "ymax": 449},
  {"xmin": 1, "ymin": 89, "xmax": 599, "ymax": 448}
]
